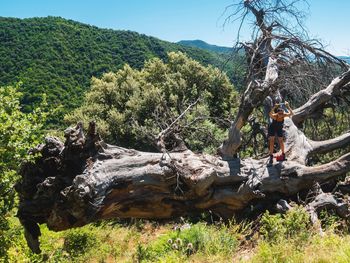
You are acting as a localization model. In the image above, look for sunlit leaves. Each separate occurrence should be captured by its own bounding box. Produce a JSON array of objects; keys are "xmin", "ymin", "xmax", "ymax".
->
[
  {"xmin": 65, "ymin": 52, "xmax": 239, "ymax": 152},
  {"xmin": 0, "ymin": 85, "xmax": 46, "ymax": 259}
]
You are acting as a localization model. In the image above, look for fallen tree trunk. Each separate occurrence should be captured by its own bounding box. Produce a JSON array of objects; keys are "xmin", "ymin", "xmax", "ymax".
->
[{"xmin": 16, "ymin": 118, "xmax": 350, "ymax": 253}]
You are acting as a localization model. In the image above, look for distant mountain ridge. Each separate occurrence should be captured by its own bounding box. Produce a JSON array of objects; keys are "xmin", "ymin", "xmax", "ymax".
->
[
  {"xmin": 178, "ymin": 40, "xmax": 350, "ymax": 65},
  {"xmin": 0, "ymin": 16, "xmax": 235, "ymax": 124},
  {"xmin": 178, "ymin": 40, "xmax": 233, "ymax": 53}
]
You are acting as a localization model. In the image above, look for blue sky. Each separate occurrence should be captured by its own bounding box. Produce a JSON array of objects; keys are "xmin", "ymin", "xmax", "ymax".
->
[{"xmin": 1, "ymin": 0, "xmax": 349, "ymax": 55}]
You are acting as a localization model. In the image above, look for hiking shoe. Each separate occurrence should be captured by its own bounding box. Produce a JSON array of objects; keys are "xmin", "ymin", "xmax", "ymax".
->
[
  {"xmin": 276, "ymin": 153, "xmax": 287, "ymax": 162},
  {"xmin": 282, "ymin": 153, "xmax": 286, "ymax": 161}
]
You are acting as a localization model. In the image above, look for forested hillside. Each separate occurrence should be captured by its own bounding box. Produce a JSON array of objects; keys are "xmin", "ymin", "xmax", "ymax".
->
[{"xmin": 0, "ymin": 16, "xmax": 238, "ymax": 124}]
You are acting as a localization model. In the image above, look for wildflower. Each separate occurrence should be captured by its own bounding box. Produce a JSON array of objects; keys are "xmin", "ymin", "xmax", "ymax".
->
[
  {"xmin": 172, "ymin": 243, "xmax": 179, "ymax": 250},
  {"xmin": 175, "ymin": 238, "xmax": 183, "ymax": 246},
  {"xmin": 186, "ymin": 242, "xmax": 194, "ymax": 255},
  {"xmin": 187, "ymin": 243, "xmax": 193, "ymax": 250}
]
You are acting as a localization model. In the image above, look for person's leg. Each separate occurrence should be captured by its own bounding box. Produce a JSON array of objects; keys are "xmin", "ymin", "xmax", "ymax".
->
[
  {"xmin": 268, "ymin": 124, "xmax": 275, "ymax": 154},
  {"xmin": 267, "ymin": 124, "xmax": 276, "ymax": 164},
  {"xmin": 278, "ymin": 137, "xmax": 284, "ymax": 153},
  {"xmin": 269, "ymin": 136, "xmax": 275, "ymax": 155},
  {"xmin": 276, "ymin": 127, "xmax": 285, "ymax": 159},
  {"xmin": 277, "ymin": 136, "xmax": 286, "ymax": 160},
  {"xmin": 268, "ymin": 136, "xmax": 275, "ymax": 164}
]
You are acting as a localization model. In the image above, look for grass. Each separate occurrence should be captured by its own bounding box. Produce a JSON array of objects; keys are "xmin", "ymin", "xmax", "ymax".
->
[
  {"xmin": 4, "ymin": 207, "xmax": 350, "ymax": 262},
  {"xmin": 249, "ymin": 232, "xmax": 350, "ymax": 263}
]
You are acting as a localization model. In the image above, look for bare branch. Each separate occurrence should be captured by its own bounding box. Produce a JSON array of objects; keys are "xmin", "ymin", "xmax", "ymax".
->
[
  {"xmin": 309, "ymin": 132, "xmax": 350, "ymax": 155},
  {"xmin": 155, "ymin": 98, "xmax": 200, "ymax": 152},
  {"xmin": 220, "ymin": 56, "xmax": 279, "ymax": 158},
  {"xmin": 293, "ymin": 69, "xmax": 350, "ymax": 125},
  {"xmin": 306, "ymin": 190, "xmax": 350, "ymax": 235}
]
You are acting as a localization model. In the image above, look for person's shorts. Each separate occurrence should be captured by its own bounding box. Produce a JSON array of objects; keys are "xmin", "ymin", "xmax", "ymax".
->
[{"xmin": 268, "ymin": 124, "xmax": 283, "ymax": 137}]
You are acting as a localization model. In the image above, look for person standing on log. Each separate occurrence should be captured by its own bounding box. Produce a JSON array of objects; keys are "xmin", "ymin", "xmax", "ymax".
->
[{"xmin": 268, "ymin": 102, "xmax": 294, "ymax": 164}]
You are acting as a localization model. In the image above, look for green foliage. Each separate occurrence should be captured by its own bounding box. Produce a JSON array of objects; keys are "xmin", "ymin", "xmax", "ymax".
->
[
  {"xmin": 319, "ymin": 209, "xmax": 343, "ymax": 231},
  {"xmin": 0, "ymin": 16, "xmax": 240, "ymax": 126},
  {"xmin": 130, "ymin": 222, "xmax": 240, "ymax": 262},
  {"xmin": 252, "ymin": 229, "xmax": 350, "ymax": 263},
  {"xmin": 63, "ymin": 229, "xmax": 98, "ymax": 257},
  {"xmin": 4, "ymin": 212, "xmax": 350, "ymax": 263},
  {"xmin": 0, "ymin": 85, "xmax": 46, "ymax": 260},
  {"xmin": 66, "ymin": 52, "xmax": 238, "ymax": 152},
  {"xmin": 260, "ymin": 207, "xmax": 311, "ymax": 243}
]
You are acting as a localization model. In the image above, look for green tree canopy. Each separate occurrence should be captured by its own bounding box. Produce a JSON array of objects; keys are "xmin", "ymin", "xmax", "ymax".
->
[
  {"xmin": 65, "ymin": 52, "xmax": 238, "ymax": 152},
  {"xmin": 0, "ymin": 85, "xmax": 46, "ymax": 259}
]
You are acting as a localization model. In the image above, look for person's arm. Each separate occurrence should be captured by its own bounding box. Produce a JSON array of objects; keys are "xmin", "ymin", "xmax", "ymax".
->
[
  {"xmin": 269, "ymin": 104, "xmax": 278, "ymax": 119},
  {"xmin": 284, "ymin": 101, "xmax": 294, "ymax": 117}
]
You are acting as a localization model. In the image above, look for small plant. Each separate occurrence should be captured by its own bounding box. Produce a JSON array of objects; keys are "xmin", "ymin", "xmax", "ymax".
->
[
  {"xmin": 319, "ymin": 209, "xmax": 342, "ymax": 231},
  {"xmin": 63, "ymin": 229, "xmax": 97, "ymax": 256},
  {"xmin": 260, "ymin": 206, "xmax": 311, "ymax": 243},
  {"xmin": 284, "ymin": 206, "xmax": 310, "ymax": 239},
  {"xmin": 134, "ymin": 243, "xmax": 150, "ymax": 263},
  {"xmin": 260, "ymin": 211, "xmax": 285, "ymax": 242}
]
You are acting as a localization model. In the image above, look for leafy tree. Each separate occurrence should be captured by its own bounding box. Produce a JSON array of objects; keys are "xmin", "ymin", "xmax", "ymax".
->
[
  {"xmin": 0, "ymin": 85, "xmax": 46, "ymax": 260},
  {"xmin": 65, "ymin": 52, "xmax": 239, "ymax": 152}
]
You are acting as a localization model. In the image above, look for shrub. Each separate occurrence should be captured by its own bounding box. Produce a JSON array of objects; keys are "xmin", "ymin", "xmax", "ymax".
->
[
  {"xmin": 0, "ymin": 85, "xmax": 46, "ymax": 260},
  {"xmin": 63, "ymin": 229, "xmax": 97, "ymax": 257},
  {"xmin": 260, "ymin": 206, "xmax": 311, "ymax": 243},
  {"xmin": 65, "ymin": 52, "xmax": 238, "ymax": 153}
]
